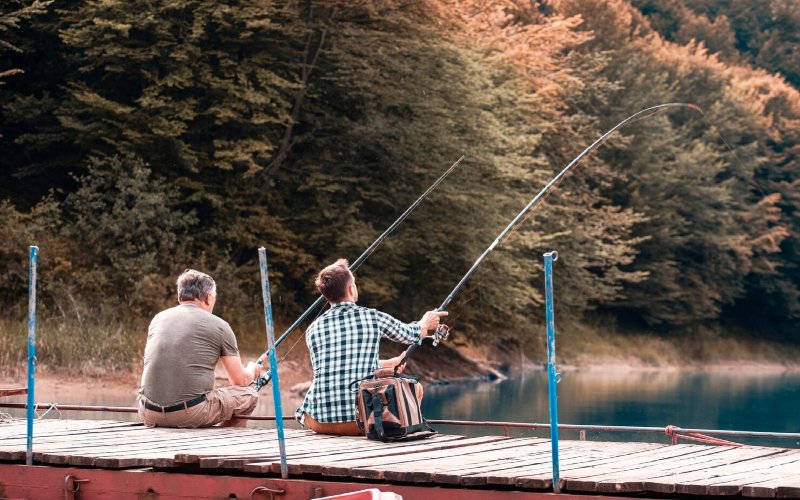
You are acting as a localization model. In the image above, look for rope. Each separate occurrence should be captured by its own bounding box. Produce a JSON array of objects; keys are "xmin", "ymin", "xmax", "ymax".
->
[
  {"xmin": 665, "ymin": 425, "xmax": 743, "ymax": 447},
  {"xmin": 34, "ymin": 402, "xmax": 62, "ymax": 420}
]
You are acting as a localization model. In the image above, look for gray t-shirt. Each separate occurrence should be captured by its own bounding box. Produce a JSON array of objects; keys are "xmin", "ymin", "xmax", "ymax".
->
[{"xmin": 139, "ymin": 304, "xmax": 239, "ymax": 406}]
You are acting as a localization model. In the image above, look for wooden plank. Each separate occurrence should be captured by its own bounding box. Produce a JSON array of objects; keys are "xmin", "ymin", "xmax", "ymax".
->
[
  {"xmin": 45, "ymin": 427, "xmax": 295, "ymax": 466},
  {"xmin": 391, "ymin": 441, "xmax": 556, "ymax": 484},
  {"xmin": 432, "ymin": 445, "xmax": 557, "ymax": 485},
  {"xmin": 284, "ymin": 436, "xmax": 500, "ymax": 474},
  {"xmin": 567, "ymin": 447, "xmax": 765, "ymax": 494},
  {"xmin": 398, "ymin": 438, "xmax": 640, "ymax": 486},
  {"xmin": 682, "ymin": 452, "xmax": 800, "ymax": 496},
  {"xmin": 97, "ymin": 427, "xmax": 341, "ymax": 468},
  {"xmin": 333, "ymin": 438, "xmax": 548, "ymax": 481},
  {"xmin": 457, "ymin": 442, "xmax": 690, "ymax": 487},
  {"xmin": 202, "ymin": 435, "xmax": 469, "ymax": 469},
  {"xmin": 216, "ymin": 436, "xmax": 472, "ymax": 474},
  {"xmin": 560, "ymin": 445, "xmax": 768, "ymax": 493},
  {"xmin": 743, "ymin": 476, "xmax": 800, "ymax": 499},
  {"xmin": 51, "ymin": 427, "xmax": 289, "ymax": 467},
  {"xmin": 4, "ymin": 417, "xmax": 799, "ymax": 498},
  {"xmin": 193, "ymin": 434, "xmax": 377, "ymax": 468},
  {"xmin": 109, "ymin": 428, "xmax": 421, "ymax": 469},
  {"xmin": 0, "ymin": 424, "xmax": 139, "ymax": 450},
  {"xmin": 638, "ymin": 447, "xmax": 787, "ymax": 494},
  {"xmin": 707, "ymin": 473, "xmax": 800, "ymax": 497},
  {"xmin": 171, "ymin": 430, "xmax": 342, "ymax": 465},
  {"xmin": 471, "ymin": 441, "xmax": 675, "ymax": 489},
  {"xmin": 0, "ymin": 419, "xmax": 141, "ymax": 442},
  {"xmin": 89, "ymin": 430, "xmax": 304, "ymax": 468},
  {"xmin": 562, "ymin": 444, "xmax": 733, "ymax": 492},
  {"xmin": 0, "ymin": 421, "xmax": 144, "ymax": 461},
  {"xmin": 243, "ymin": 436, "xmax": 508, "ymax": 475},
  {"xmin": 510, "ymin": 442, "xmax": 675, "ymax": 490},
  {"xmin": 34, "ymin": 424, "xmax": 240, "ymax": 454}
]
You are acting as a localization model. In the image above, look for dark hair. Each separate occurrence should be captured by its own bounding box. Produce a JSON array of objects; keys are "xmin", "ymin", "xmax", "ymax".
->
[
  {"xmin": 315, "ymin": 259, "xmax": 352, "ymax": 303},
  {"xmin": 176, "ymin": 269, "xmax": 216, "ymax": 302}
]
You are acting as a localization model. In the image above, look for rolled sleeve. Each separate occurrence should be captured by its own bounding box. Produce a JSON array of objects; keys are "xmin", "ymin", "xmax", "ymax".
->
[{"xmin": 375, "ymin": 311, "xmax": 422, "ymax": 345}]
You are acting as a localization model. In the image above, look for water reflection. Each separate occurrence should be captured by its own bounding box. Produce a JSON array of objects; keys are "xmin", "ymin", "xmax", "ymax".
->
[{"xmin": 422, "ymin": 370, "xmax": 800, "ymax": 448}]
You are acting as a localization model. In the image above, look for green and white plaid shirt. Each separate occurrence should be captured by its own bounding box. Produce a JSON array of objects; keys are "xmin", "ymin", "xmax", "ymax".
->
[{"xmin": 295, "ymin": 301, "xmax": 422, "ymax": 424}]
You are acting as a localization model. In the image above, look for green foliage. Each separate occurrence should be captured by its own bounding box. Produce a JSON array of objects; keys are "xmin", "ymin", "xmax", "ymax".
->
[
  {"xmin": 1, "ymin": 0, "xmax": 799, "ymax": 373},
  {"xmin": 631, "ymin": 0, "xmax": 800, "ymax": 88},
  {"xmin": 63, "ymin": 155, "xmax": 199, "ymax": 314},
  {"xmin": 0, "ymin": 0, "xmax": 51, "ymax": 84},
  {"xmin": 57, "ymin": 0, "xmax": 301, "ymax": 175}
]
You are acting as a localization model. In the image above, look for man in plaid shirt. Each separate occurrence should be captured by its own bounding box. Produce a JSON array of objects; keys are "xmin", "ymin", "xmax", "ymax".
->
[{"xmin": 295, "ymin": 259, "xmax": 447, "ymax": 435}]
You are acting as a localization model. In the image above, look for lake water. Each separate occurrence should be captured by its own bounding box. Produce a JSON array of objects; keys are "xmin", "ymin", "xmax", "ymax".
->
[
  {"xmin": 4, "ymin": 370, "xmax": 799, "ymax": 449},
  {"xmin": 423, "ymin": 370, "xmax": 800, "ymax": 448}
]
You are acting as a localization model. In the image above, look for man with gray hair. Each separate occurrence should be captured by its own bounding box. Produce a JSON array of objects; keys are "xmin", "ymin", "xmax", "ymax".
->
[{"xmin": 138, "ymin": 269, "xmax": 265, "ymax": 428}]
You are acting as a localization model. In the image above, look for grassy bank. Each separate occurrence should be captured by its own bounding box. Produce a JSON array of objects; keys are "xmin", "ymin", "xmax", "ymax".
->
[
  {"xmin": 0, "ymin": 316, "xmax": 302, "ymax": 380},
  {"xmin": 550, "ymin": 319, "xmax": 800, "ymax": 370},
  {"xmin": 2, "ymin": 315, "xmax": 799, "ymax": 381}
]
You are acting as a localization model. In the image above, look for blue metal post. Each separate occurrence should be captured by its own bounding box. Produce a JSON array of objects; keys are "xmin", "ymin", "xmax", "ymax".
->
[
  {"xmin": 26, "ymin": 246, "xmax": 38, "ymax": 466},
  {"xmin": 544, "ymin": 250, "xmax": 561, "ymax": 493},
  {"xmin": 258, "ymin": 247, "xmax": 288, "ymax": 479}
]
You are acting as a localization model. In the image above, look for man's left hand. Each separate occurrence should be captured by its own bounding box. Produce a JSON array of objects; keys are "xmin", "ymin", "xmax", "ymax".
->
[{"xmin": 380, "ymin": 355, "xmax": 406, "ymax": 373}]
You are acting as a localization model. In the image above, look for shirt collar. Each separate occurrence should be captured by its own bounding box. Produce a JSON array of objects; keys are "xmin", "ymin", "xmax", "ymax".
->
[{"xmin": 331, "ymin": 301, "xmax": 355, "ymax": 308}]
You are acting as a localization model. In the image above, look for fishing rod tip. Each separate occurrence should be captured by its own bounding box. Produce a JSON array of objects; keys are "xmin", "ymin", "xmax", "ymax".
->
[{"xmin": 687, "ymin": 103, "xmax": 702, "ymax": 112}]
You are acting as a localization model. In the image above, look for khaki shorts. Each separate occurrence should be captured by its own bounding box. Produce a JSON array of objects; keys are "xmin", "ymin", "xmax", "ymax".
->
[{"xmin": 138, "ymin": 386, "xmax": 258, "ymax": 428}]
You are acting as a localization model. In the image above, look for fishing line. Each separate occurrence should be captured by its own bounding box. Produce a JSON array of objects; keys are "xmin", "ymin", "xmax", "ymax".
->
[
  {"xmin": 398, "ymin": 103, "xmax": 725, "ymax": 364},
  {"xmin": 442, "ymin": 110, "xmax": 673, "ymax": 320},
  {"xmin": 254, "ymin": 155, "xmax": 465, "ymax": 390},
  {"xmin": 463, "ymin": 156, "xmax": 488, "ymax": 341},
  {"xmin": 277, "ymin": 291, "xmax": 330, "ymax": 364}
]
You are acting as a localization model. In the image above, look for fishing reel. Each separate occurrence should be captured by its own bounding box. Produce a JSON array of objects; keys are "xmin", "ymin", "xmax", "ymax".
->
[{"xmin": 432, "ymin": 324, "xmax": 450, "ymax": 346}]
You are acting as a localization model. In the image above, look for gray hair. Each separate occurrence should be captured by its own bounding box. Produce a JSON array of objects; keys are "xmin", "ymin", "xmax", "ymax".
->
[{"xmin": 176, "ymin": 269, "xmax": 217, "ymax": 302}]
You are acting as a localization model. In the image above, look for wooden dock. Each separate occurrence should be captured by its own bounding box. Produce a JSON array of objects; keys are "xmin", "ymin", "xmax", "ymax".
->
[{"xmin": 1, "ymin": 418, "xmax": 799, "ymax": 499}]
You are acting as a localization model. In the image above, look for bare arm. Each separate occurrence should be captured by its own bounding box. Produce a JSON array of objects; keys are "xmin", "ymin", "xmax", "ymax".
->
[
  {"xmin": 221, "ymin": 355, "xmax": 265, "ymax": 386},
  {"xmin": 380, "ymin": 310, "xmax": 448, "ymax": 373}
]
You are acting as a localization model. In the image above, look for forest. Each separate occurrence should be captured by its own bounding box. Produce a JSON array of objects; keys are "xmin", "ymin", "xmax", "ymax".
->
[{"xmin": 1, "ymin": 0, "xmax": 798, "ymax": 370}]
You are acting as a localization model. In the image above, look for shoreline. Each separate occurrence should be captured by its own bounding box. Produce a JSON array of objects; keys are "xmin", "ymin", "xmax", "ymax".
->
[{"xmin": 3, "ymin": 358, "xmax": 799, "ymax": 398}]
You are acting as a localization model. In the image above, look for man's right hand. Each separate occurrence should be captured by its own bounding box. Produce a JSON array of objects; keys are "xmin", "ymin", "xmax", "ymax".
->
[
  {"xmin": 248, "ymin": 361, "xmax": 266, "ymax": 381},
  {"xmin": 419, "ymin": 309, "xmax": 448, "ymax": 333}
]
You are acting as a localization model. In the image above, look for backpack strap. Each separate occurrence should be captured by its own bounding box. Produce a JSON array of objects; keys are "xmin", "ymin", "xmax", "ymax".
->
[
  {"xmin": 371, "ymin": 394, "xmax": 390, "ymax": 443},
  {"xmin": 348, "ymin": 373, "xmax": 375, "ymax": 392}
]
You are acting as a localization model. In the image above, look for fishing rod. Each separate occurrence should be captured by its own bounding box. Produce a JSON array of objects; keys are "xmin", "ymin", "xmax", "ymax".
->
[
  {"xmin": 400, "ymin": 103, "xmax": 701, "ymax": 363},
  {"xmin": 254, "ymin": 155, "xmax": 465, "ymax": 390}
]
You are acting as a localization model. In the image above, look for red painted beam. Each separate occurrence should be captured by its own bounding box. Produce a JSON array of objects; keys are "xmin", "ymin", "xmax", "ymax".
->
[
  {"xmin": 0, "ymin": 464, "xmax": 645, "ymax": 500},
  {"xmin": 0, "ymin": 388, "xmax": 27, "ymax": 398}
]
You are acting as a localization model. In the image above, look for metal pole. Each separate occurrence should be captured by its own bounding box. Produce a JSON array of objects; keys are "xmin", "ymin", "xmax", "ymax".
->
[
  {"xmin": 26, "ymin": 245, "xmax": 38, "ymax": 466},
  {"xmin": 544, "ymin": 250, "xmax": 560, "ymax": 494},
  {"xmin": 258, "ymin": 248, "xmax": 288, "ymax": 479}
]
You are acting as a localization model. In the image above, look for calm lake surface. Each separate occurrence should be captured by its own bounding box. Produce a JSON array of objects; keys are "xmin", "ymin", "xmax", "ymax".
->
[
  {"xmin": 5, "ymin": 370, "xmax": 799, "ymax": 448},
  {"xmin": 423, "ymin": 370, "xmax": 800, "ymax": 448}
]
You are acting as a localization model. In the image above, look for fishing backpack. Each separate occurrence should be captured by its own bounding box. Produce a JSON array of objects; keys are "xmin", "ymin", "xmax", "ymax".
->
[{"xmin": 352, "ymin": 365, "xmax": 435, "ymax": 442}]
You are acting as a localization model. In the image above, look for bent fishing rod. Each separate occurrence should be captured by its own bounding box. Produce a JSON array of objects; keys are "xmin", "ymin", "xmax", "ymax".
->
[
  {"xmin": 400, "ymin": 103, "xmax": 701, "ymax": 364},
  {"xmin": 254, "ymin": 155, "xmax": 465, "ymax": 390}
]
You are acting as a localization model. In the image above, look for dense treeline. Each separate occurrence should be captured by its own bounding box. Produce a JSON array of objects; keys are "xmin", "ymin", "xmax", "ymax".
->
[{"xmin": 1, "ymin": 0, "xmax": 797, "ymax": 357}]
